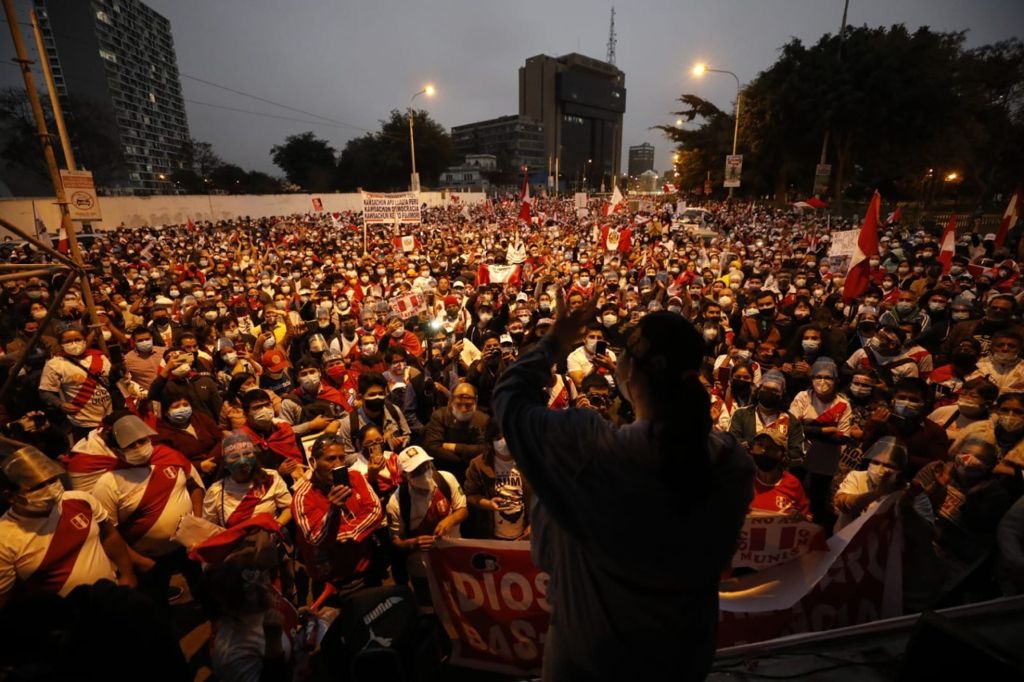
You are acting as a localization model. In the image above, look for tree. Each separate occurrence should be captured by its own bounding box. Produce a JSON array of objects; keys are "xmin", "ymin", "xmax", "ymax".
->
[
  {"xmin": 654, "ymin": 95, "xmax": 735, "ymax": 194},
  {"xmin": 336, "ymin": 109, "xmax": 455, "ymax": 191},
  {"xmin": 270, "ymin": 132, "xmax": 337, "ymax": 192}
]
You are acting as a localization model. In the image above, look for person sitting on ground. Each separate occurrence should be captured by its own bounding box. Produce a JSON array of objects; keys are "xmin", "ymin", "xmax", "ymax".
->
[{"xmin": 203, "ymin": 431, "xmax": 292, "ymax": 529}]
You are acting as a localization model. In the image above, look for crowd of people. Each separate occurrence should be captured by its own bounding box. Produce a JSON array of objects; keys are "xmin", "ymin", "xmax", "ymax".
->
[{"xmin": 2, "ymin": 194, "xmax": 1024, "ymax": 679}]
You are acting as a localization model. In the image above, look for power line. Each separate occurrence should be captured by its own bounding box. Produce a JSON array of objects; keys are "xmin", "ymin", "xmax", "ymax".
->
[{"xmin": 185, "ymin": 98, "xmax": 360, "ymax": 130}]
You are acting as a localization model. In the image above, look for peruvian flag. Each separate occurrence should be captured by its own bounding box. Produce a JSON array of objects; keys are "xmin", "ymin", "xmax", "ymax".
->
[
  {"xmin": 603, "ymin": 185, "xmax": 625, "ymax": 216},
  {"xmin": 938, "ymin": 214, "xmax": 957, "ymax": 274},
  {"xmin": 842, "ymin": 190, "xmax": 881, "ymax": 303},
  {"xmin": 995, "ymin": 187, "xmax": 1021, "ymax": 248},
  {"xmin": 600, "ymin": 224, "xmax": 633, "ymax": 253},
  {"xmin": 330, "ymin": 212, "xmax": 342, "ymax": 229},
  {"xmin": 518, "ymin": 174, "xmax": 531, "ymax": 222},
  {"xmin": 476, "ymin": 263, "xmax": 521, "ymax": 285},
  {"xmin": 884, "ymin": 204, "xmax": 902, "ymax": 226},
  {"xmin": 57, "ymin": 226, "xmax": 69, "ymax": 254},
  {"xmin": 391, "ymin": 235, "xmax": 422, "ymax": 252},
  {"xmin": 187, "ymin": 217, "xmax": 196, "ymax": 232}
]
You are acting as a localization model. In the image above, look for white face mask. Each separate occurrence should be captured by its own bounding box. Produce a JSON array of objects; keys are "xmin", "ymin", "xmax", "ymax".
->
[
  {"xmin": 409, "ymin": 467, "xmax": 434, "ymax": 491},
  {"xmin": 452, "ymin": 406, "xmax": 474, "ymax": 422},
  {"xmin": 361, "ymin": 343, "xmax": 377, "ymax": 356},
  {"xmin": 18, "ymin": 479, "xmax": 64, "ymax": 513},
  {"xmin": 493, "ymin": 438, "xmax": 511, "ymax": 457},
  {"xmin": 250, "ymin": 406, "xmax": 274, "ymax": 425},
  {"xmin": 866, "ymin": 462, "xmax": 887, "ymax": 486},
  {"xmin": 62, "ymin": 340, "xmax": 86, "ymax": 356},
  {"xmin": 121, "ymin": 442, "xmax": 153, "ymax": 466},
  {"xmin": 222, "ymin": 352, "xmax": 238, "ymax": 366},
  {"xmin": 585, "ymin": 339, "xmax": 599, "ymax": 354}
]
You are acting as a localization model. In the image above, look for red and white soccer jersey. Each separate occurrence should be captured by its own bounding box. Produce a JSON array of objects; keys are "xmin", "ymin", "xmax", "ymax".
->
[
  {"xmin": 202, "ymin": 471, "xmax": 292, "ymax": 528},
  {"xmin": 750, "ymin": 472, "xmax": 812, "ymax": 519},
  {"xmin": 92, "ymin": 454, "xmax": 203, "ymax": 558},
  {"xmin": 0, "ymin": 490, "xmax": 117, "ymax": 597},
  {"xmin": 65, "ymin": 429, "xmax": 120, "ymax": 494}
]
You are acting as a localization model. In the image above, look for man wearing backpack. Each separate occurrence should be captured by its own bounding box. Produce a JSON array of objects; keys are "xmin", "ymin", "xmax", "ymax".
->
[
  {"xmin": 336, "ymin": 373, "xmax": 411, "ymax": 459},
  {"xmin": 386, "ymin": 446, "xmax": 467, "ymax": 608}
]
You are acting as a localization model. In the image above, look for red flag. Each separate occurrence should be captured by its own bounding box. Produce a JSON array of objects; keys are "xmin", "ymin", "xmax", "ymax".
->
[
  {"xmin": 884, "ymin": 204, "xmax": 902, "ymax": 226},
  {"xmin": 842, "ymin": 191, "xmax": 881, "ymax": 303},
  {"xmin": 938, "ymin": 214, "xmax": 957, "ymax": 274},
  {"xmin": 600, "ymin": 225, "xmax": 633, "ymax": 253},
  {"xmin": 476, "ymin": 263, "xmax": 521, "ymax": 285},
  {"xmin": 57, "ymin": 226, "xmax": 68, "ymax": 254},
  {"xmin": 187, "ymin": 217, "xmax": 196, "ymax": 232},
  {"xmin": 995, "ymin": 187, "xmax": 1021, "ymax": 248},
  {"xmin": 518, "ymin": 174, "xmax": 531, "ymax": 222},
  {"xmin": 609, "ymin": 185, "xmax": 624, "ymax": 213},
  {"xmin": 391, "ymin": 235, "xmax": 422, "ymax": 252}
]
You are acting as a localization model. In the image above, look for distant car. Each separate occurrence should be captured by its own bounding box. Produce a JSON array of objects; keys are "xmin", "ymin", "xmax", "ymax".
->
[
  {"xmin": 679, "ymin": 207, "xmax": 712, "ymax": 225},
  {"xmin": 0, "ymin": 232, "xmax": 103, "ymax": 253}
]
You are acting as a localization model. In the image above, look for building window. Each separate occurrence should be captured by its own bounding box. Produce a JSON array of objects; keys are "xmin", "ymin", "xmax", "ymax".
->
[
  {"xmin": 96, "ymin": 10, "xmax": 111, "ymax": 24},
  {"xmin": 99, "ymin": 49, "xmax": 117, "ymax": 63}
]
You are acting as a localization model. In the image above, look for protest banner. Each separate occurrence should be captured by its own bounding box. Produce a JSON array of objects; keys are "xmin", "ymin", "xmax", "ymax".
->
[
  {"xmin": 426, "ymin": 494, "xmax": 903, "ymax": 673},
  {"xmin": 311, "ymin": 197, "xmax": 323, "ymax": 212},
  {"xmin": 388, "ymin": 291, "xmax": 427, "ymax": 320},
  {"xmin": 362, "ymin": 191, "xmax": 422, "ymax": 224},
  {"xmin": 731, "ymin": 513, "xmax": 828, "ymax": 571},
  {"xmin": 427, "ymin": 539, "xmax": 549, "ymax": 676},
  {"xmin": 574, "ymin": 192, "xmax": 588, "ymax": 209},
  {"xmin": 827, "ymin": 228, "xmax": 861, "ymax": 274},
  {"xmin": 724, "ymin": 155, "xmax": 743, "ymax": 188}
]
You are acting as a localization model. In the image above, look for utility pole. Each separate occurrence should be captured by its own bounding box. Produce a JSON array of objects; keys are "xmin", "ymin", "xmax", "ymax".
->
[
  {"xmin": 30, "ymin": 9, "xmax": 75, "ymax": 171},
  {"xmin": 3, "ymin": 0, "xmax": 105, "ymax": 350},
  {"xmin": 816, "ymin": 0, "xmax": 850, "ymax": 200}
]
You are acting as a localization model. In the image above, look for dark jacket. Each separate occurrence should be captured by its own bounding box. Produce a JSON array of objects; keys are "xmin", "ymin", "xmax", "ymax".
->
[
  {"xmin": 153, "ymin": 409, "xmax": 224, "ymax": 467},
  {"xmin": 463, "ymin": 449, "xmax": 532, "ymax": 540},
  {"xmin": 422, "ymin": 406, "xmax": 490, "ymax": 480},
  {"xmin": 728, "ymin": 404, "xmax": 806, "ymax": 467},
  {"xmin": 149, "ymin": 373, "xmax": 224, "ymax": 421}
]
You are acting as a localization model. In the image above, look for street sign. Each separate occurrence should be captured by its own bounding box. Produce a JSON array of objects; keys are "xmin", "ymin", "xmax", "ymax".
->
[
  {"xmin": 59, "ymin": 169, "xmax": 101, "ymax": 221},
  {"xmin": 724, "ymin": 155, "xmax": 743, "ymax": 188}
]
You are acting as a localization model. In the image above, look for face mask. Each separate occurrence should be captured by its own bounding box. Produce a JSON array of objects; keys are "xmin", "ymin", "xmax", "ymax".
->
[
  {"xmin": 955, "ymin": 453, "xmax": 989, "ymax": 483},
  {"xmin": 866, "ymin": 462, "xmax": 887, "ymax": 486},
  {"xmin": 31, "ymin": 309, "xmax": 47, "ymax": 321},
  {"xmin": 734, "ymin": 349, "xmax": 752, "ymax": 362},
  {"xmin": 757, "ymin": 390, "xmax": 783, "ymax": 410},
  {"xmin": 493, "ymin": 438, "xmax": 511, "ymax": 457},
  {"xmin": 250, "ymin": 406, "xmax": 274, "ymax": 425},
  {"xmin": 602, "ymin": 314, "xmax": 618, "ymax": 327},
  {"xmin": 263, "ymin": 336, "xmax": 276, "ymax": 350},
  {"xmin": 578, "ymin": 276, "xmax": 590, "ymax": 286},
  {"xmin": 167, "ymin": 405, "xmax": 193, "ymax": 426},
  {"xmin": 18, "ymin": 479, "xmax": 64, "ymax": 513},
  {"xmin": 956, "ymin": 398, "xmax": 986, "ymax": 419},
  {"xmin": 409, "ymin": 467, "xmax": 433, "ymax": 491},
  {"xmin": 892, "ymin": 399, "xmax": 923, "ymax": 419},
  {"xmin": 849, "ymin": 383, "xmax": 873, "ymax": 398},
  {"xmin": 122, "ymin": 442, "xmax": 154, "ymax": 466},
  {"xmin": 584, "ymin": 339, "xmax": 598, "ymax": 354},
  {"xmin": 172, "ymin": 361, "xmax": 191, "ymax": 377},
  {"xmin": 753, "ymin": 454, "xmax": 779, "ymax": 472},
  {"xmin": 299, "ymin": 373, "xmax": 321, "ymax": 393},
  {"xmin": 794, "ymin": 278, "xmax": 807, "ymax": 287},
  {"xmin": 222, "ymin": 352, "xmax": 238, "ymax": 366},
  {"xmin": 391, "ymin": 327, "xmax": 405, "ymax": 338},
  {"xmin": 993, "ymin": 352, "xmax": 1019, "ymax": 365},
  {"xmin": 997, "ymin": 414, "xmax": 1024, "ymax": 435},
  {"xmin": 895, "ymin": 302, "xmax": 915, "ymax": 315},
  {"xmin": 62, "ymin": 340, "xmax": 86, "ymax": 356},
  {"xmin": 281, "ymin": 286, "xmax": 291, "ymax": 294},
  {"xmin": 928, "ymin": 302, "xmax": 947, "ymax": 313},
  {"xmin": 952, "ymin": 311, "xmax": 970, "ymax": 321},
  {"xmin": 363, "ymin": 396, "xmax": 386, "ymax": 412},
  {"xmin": 703, "ymin": 327, "xmax": 719, "ymax": 342},
  {"xmin": 452, "ymin": 406, "xmax": 474, "ymax": 422},
  {"xmin": 361, "ymin": 343, "xmax": 377, "ymax": 356},
  {"xmin": 169, "ymin": 290, "xmax": 180, "ymax": 298},
  {"xmin": 812, "ymin": 378, "xmax": 834, "ymax": 395},
  {"xmin": 802, "ymin": 339, "xmax": 821, "ymax": 354},
  {"xmin": 478, "ymin": 313, "xmax": 492, "ymax": 323},
  {"xmin": 135, "ymin": 339, "xmax": 154, "ymax": 353}
]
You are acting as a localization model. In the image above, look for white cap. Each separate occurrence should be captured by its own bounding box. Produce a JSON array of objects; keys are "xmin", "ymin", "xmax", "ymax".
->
[{"xmin": 397, "ymin": 445, "xmax": 433, "ymax": 474}]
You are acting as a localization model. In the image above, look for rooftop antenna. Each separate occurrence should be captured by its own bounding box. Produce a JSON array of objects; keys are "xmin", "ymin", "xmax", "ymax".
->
[{"xmin": 606, "ymin": 6, "xmax": 617, "ymax": 65}]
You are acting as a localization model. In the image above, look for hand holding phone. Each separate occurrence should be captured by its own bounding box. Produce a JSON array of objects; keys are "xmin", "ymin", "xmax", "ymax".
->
[
  {"xmin": 595, "ymin": 340, "xmax": 608, "ymax": 356},
  {"xmin": 331, "ymin": 465, "xmax": 350, "ymax": 487}
]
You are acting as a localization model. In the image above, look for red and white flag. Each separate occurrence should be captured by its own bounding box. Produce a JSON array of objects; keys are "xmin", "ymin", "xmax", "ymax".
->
[
  {"xmin": 330, "ymin": 212, "xmax": 342, "ymax": 229},
  {"xmin": 884, "ymin": 204, "xmax": 902, "ymax": 226},
  {"xmin": 600, "ymin": 224, "xmax": 633, "ymax": 253},
  {"xmin": 842, "ymin": 190, "xmax": 881, "ymax": 303},
  {"xmin": 187, "ymin": 217, "xmax": 196, "ymax": 232},
  {"xmin": 603, "ymin": 185, "xmax": 625, "ymax": 216},
  {"xmin": 938, "ymin": 214, "xmax": 957, "ymax": 274},
  {"xmin": 57, "ymin": 226, "xmax": 68, "ymax": 254},
  {"xmin": 391, "ymin": 235, "xmax": 422, "ymax": 252},
  {"xmin": 518, "ymin": 175, "xmax": 531, "ymax": 222},
  {"xmin": 995, "ymin": 187, "xmax": 1021, "ymax": 248},
  {"xmin": 476, "ymin": 263, "xmax": 521, "ymax": 285}
]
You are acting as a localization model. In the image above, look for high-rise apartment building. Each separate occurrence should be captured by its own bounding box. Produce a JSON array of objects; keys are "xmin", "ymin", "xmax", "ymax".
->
[
  {"xmin": 628, "ymin": 142, "xmax": 655, "ymax": 177},
  {"xmin": 450, "ymin": 115, "xmax": 546, "ymax": 176},
  {"xmin": 34, "ymin": 0, "xmax": 190, "ymax": 194},
  {"xmin": 519, "ymin": 53, "xmax": 625, "ymax": 191}
]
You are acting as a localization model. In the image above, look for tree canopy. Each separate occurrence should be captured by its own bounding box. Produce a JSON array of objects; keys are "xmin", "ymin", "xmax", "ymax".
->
[{"xmin": 658, "ymin": 26, "xmax": 1024, "ymax": 210}]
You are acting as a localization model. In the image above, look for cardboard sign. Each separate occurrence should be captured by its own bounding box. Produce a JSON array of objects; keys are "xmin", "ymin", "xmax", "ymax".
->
[
  {"xmin": 362, "ymin": 191, "xmax": 421, "ymax": 224},
  {"xmin": 724, "ymin": 155, "xmax": 743, "ymax": 188},
  {"xmin": 388, "ymin": 292, "xmax": 427, "ymax": 320}
]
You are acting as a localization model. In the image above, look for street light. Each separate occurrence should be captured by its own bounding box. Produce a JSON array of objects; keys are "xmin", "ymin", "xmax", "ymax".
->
[
  {"xmin": 408, "ymin": 84, "xmax": 436, "ymax": 192},
  {"xmin": 692, "ymin": 62, "xmax": 742, "ymax": 197}
]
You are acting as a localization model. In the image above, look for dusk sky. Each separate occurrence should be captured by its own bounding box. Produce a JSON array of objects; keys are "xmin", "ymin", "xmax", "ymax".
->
[{"xmin": 4, "ymin": 0, "xmax": 1023, "ymax": 177}]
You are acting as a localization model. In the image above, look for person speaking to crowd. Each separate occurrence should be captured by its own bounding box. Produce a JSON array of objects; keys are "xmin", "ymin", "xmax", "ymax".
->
[{"xmin": 494, "ymin": 293, "xmax": 754, "ymax": 681}]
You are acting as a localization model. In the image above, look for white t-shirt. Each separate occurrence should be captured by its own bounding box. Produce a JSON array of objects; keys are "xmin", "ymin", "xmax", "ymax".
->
[
  {"xmin": 386, "ymin": 470, "xmax": 466, "ymax": 539},
  {"xmin": 92, "ymin": 463, "xmax": 203, "ymax": 557},
  {"xmin": 0, "ymin": 490, "xmax": 116, "ymax": 597},
  {"xmin": 39, "ymin": 354, "xmax": 113, "ymax": 428},
  {"xmin": 203, "ymin": 471, "xmax": 292, "ymax": 528},
  {"xmin": 492, "ymin": 456, "xmax": 526, "ymax": 540},
  {"xmin": 567, "ymin": 346, "xmax": 617, "ymax": 386}
]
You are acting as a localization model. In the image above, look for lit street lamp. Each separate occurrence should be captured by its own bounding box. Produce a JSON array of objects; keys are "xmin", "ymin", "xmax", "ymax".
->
[
  {"xmin": 692, "ymin": 62, "xmax": 741, "ymax": 197},
  {"xmin": 408, "ymin": 84, "xmax": 436, "ymax": 192}
]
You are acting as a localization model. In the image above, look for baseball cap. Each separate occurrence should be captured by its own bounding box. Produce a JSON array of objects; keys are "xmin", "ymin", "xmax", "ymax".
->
[
  {"xmin": 443, "ymin": 295, "xmax": 459, "ymax": 307},
  {"xmin": 111, "ymin": 414, "xmax": 157, "ymax": 448},
  {"xmin": 753, "ymin": 429, "xmax": 786, "ymax": 449},
  {"xmin": 397, "ymin": 445, "xmax": 433, "ymax": 474},
  {"xmin": 261, "ymin": 349, "xmax": 289, "ymax": 372}
]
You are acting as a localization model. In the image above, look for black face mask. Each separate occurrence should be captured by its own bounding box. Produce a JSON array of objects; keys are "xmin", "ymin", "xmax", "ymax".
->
[
  {"xmin": 758, "ymin": 390, "xmax": 783, "ymax": 410},
  {"xmin": 363, "ymin": 396, "xmax": 386, "ymax": 412},
  {"xmin": 753, "ymin": 454, "xmax": 780, "ymax": 472},
  {"xmin": 952, "ymin": 351, "xmax": 978, "ymax": 367},
  {"xmin": 731, "ymin": 381, "xmax": 752, "ymax": 397}
]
